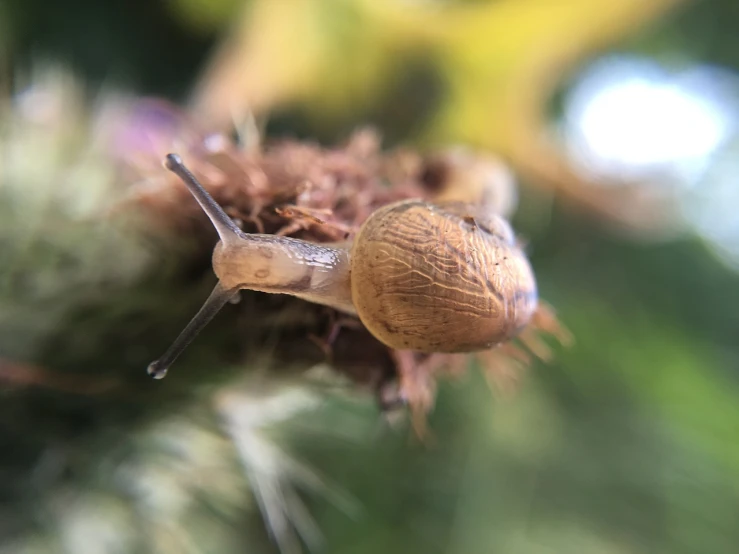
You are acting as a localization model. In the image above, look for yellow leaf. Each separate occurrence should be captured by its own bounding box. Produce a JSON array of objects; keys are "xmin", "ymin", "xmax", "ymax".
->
[{"xmin": 189, "ymin": 0, "xmax": 691, "ymax": 234}]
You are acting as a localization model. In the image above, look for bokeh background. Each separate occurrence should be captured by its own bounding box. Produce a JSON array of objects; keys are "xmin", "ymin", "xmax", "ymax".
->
[{"xmin": 1, "ymin": 0, "xmax": 739, "ymax": 553}]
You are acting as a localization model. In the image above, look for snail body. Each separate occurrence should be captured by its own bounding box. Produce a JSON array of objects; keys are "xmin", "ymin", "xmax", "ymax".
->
[{"xmin": 147, "ymin": 153, "xmax": 538, "ymax": 379}]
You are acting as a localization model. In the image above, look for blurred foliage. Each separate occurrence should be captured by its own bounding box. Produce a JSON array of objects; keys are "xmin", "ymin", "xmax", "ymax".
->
[
  {"xmin": 1, "ymin": 1, "xmax": 739, "ymax": 554},
  {"xmin": 1, "ymin": 0, "xmax": 216, "ymax": 98},
  {"xmin": 172, "ymin": 0, "xmax": 696, "ymax": 236},
  {"xmin": 185, "ymin": 0, "xmax": 687, "ymax": 211}
]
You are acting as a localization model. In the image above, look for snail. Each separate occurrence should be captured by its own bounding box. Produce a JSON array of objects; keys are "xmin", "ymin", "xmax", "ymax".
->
[{"xmin": 147, "ymin": 153, "xmax": 538, "ymax": 382}]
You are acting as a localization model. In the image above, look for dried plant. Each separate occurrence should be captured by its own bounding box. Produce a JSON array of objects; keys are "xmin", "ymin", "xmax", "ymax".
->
[{"xmin": 113, "ymin": 100, "xmax": 571, "ymax": 434}]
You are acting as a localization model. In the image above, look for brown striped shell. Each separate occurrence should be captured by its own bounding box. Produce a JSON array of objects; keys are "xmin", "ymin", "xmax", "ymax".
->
[{"xmin": 350, "ymin": 200, "xmax": 538, "ymax": 353}]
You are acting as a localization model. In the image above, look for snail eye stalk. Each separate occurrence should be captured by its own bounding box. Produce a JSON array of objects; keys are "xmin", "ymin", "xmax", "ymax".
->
[{"xmin": 146, "ymin": 154, "xmax": 241, "ymax": 379}]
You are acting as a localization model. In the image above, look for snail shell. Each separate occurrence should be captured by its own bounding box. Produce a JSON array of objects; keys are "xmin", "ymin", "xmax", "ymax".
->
[{"xmin": 350, "ymin": 199, "xmax": 538, "ymax": 353}]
